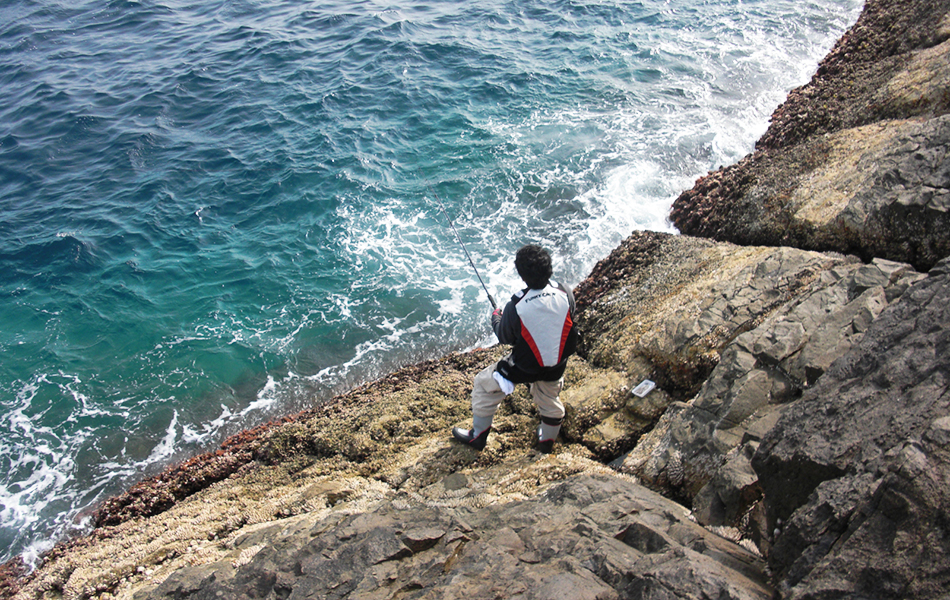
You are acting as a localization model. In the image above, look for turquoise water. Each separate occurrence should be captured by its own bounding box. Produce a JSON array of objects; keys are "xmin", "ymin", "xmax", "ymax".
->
[{"xmin": 0, "ymin": 0, "xmax": 861, "ymax": 563}]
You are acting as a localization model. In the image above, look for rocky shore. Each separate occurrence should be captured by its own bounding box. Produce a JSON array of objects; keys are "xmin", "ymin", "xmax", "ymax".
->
[{"xmin": 3, "ymin": 0, "xmax": 949, "ymax": 598}]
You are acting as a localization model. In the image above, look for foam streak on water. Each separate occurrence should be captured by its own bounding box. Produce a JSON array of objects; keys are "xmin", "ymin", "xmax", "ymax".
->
[{"xmin": 0, "ymin": 0, "xmax": 862, "ymax": 563}]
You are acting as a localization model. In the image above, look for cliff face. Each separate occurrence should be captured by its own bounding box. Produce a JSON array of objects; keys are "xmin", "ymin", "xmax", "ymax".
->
[
  {"xmin": 5, "ymin": 0, "xmax": 950, "ymax": 599},
  {"xmin": 670, "ymin": 0, "xmax": 950, "ymax": 271}
]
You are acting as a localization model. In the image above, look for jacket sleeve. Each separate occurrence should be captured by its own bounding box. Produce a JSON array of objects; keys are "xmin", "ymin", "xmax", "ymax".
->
[{"xmin": 492, "ymin": 296, "xmax": 521, "ymax": 346}]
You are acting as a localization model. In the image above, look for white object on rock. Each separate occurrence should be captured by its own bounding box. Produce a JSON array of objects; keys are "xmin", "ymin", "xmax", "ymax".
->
[{"xmin": 632, "ymin": 379, "xmax": 656, "ymax": 398}]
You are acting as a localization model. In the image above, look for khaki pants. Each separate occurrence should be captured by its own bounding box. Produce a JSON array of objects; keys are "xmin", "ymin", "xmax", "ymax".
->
[{"xmin": 470, "ymin": 364, "xmax": 564, "ymax": 420}]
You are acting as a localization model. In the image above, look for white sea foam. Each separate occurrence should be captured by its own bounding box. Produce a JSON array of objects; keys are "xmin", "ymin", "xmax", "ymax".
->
[
  {"xmin": 145, "ymin": 411, "xmax": 179, "ymax": 464},
  {"xmin": 240, "ymin": 376, "xmax": 282, "ymax": 417},
  {"xmin": 1, "ymin": 376, "xmax": 91, "ymax": 562},
  {"xmin": 433, "ymin": 285, "xmax": 468, "ymax": 316},
  {"xmin": 182, "ymin": 405, "xmax": 234, "ymax": 445}
]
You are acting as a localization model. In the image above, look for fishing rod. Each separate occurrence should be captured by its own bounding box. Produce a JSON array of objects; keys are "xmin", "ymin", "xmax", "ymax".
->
[{"xmin": 427, "ymin": 183, "xmax": 497, "ymax": 310}]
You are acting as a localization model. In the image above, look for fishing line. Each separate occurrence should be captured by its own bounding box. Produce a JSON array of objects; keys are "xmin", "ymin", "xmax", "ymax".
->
[{"xmin": 427, "ymin": 183, "xmax": 497, "ymax": 310}]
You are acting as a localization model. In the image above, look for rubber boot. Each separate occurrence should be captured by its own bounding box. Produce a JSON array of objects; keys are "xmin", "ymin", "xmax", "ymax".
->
[
  {"xmin": 536, "ymin": 415, "xmax": 562, "ymax": 454},
  {"xmin": 452, "ymin": 415, "xmax": 493, "ymax": 451}
]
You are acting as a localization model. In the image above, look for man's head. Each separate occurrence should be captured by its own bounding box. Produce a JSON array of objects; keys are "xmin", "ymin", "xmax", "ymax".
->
[{"xmin": 515, "ymin": 244, "xmax": 552, "ymax": 289}]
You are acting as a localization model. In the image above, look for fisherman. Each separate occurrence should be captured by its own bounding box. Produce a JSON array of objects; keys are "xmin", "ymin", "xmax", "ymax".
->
[{"xmin": 452, "ymin": 244, "xmax": 578, "ymax": 453}]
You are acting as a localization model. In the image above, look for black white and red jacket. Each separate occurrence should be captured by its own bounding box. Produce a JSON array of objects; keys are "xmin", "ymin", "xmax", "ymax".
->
[{"xmin": 492, "ymin": 280, "xmax": 578, "ymax": 383}]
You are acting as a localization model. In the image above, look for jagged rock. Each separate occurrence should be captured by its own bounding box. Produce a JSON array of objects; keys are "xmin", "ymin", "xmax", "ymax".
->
[
  {"xmin": 691, "ymin": 442, "xmax": 761, "ymax": 528},
  {"xmin": 574, "ymin": 237, "xmax": 924, "ymax": 485},
  {"xmin": 133, "ymin": 474, "xmax": 771, "ymax": 600},
  {"xmin": 674, "ymin": 115, "xmax": 950, "ymax": 272},
  {"xmin": 558, "ymin": 363, "xmax": 630, "ymax": 458},
  {"xmin": 577, "ymin": 234, "xmax": 857, "ymax": 394},
  {"xmin": 752, "ymin": 257, "xmax": 950, "ymax": 599},
  {"xmin": 671, "ymin": 0, "xmax": 950, "ymax": 271},
  {"xmin": 758, "ymin": 0, "xmax": 950, "ymax": 151},
  {"xmin": 571, "ymin": 233, "xmax": 860, "ymax": 459},
  {"xmin": 615, "ymin": 257, "xmax": 921, "ymax": 524}
]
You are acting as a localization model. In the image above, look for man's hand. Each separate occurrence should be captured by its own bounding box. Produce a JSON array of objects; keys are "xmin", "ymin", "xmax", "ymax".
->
[{"xmin": 492, "ymin": 308, "xmax": 503, "ymax": 318}]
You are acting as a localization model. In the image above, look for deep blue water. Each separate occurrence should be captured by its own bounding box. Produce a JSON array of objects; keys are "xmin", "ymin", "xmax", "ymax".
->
[{"xmin": 0, "ymin": 0, "xmax": 862, "ymax": 564}]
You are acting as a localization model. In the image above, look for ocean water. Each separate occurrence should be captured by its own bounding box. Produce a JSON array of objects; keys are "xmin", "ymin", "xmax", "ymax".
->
[{"xmin": 0, "ymin": 0, "xmax": 862, "ymax": 564}]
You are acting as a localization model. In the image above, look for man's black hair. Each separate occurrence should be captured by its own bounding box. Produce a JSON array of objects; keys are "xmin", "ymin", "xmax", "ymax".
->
[{"xmin": 515, "ymin": 244, "xmax": 553, "ymax": 289}]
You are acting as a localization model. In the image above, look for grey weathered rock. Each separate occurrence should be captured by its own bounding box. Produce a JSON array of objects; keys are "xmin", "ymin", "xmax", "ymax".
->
[
  {"xmin": 133, "ymin": 474, "xmax": 771, "ymax": 600},
  {"xmin": 752, "ymin": 258, "xmax": 950, "ymax": 599},
  {"xmin": 671, "ymin": 9, "xmax": 950, "ymax": 272},
  {"xmin": 579, "ymin": 239, "xmax": 853, "ymax": 394},
  {"xmin": 571, "ymin": 233, "xmax": 859, "ymax": 459},
  {"xmin": 615, "ymin": 257, "xmax": 921, "ymax": 517}
]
